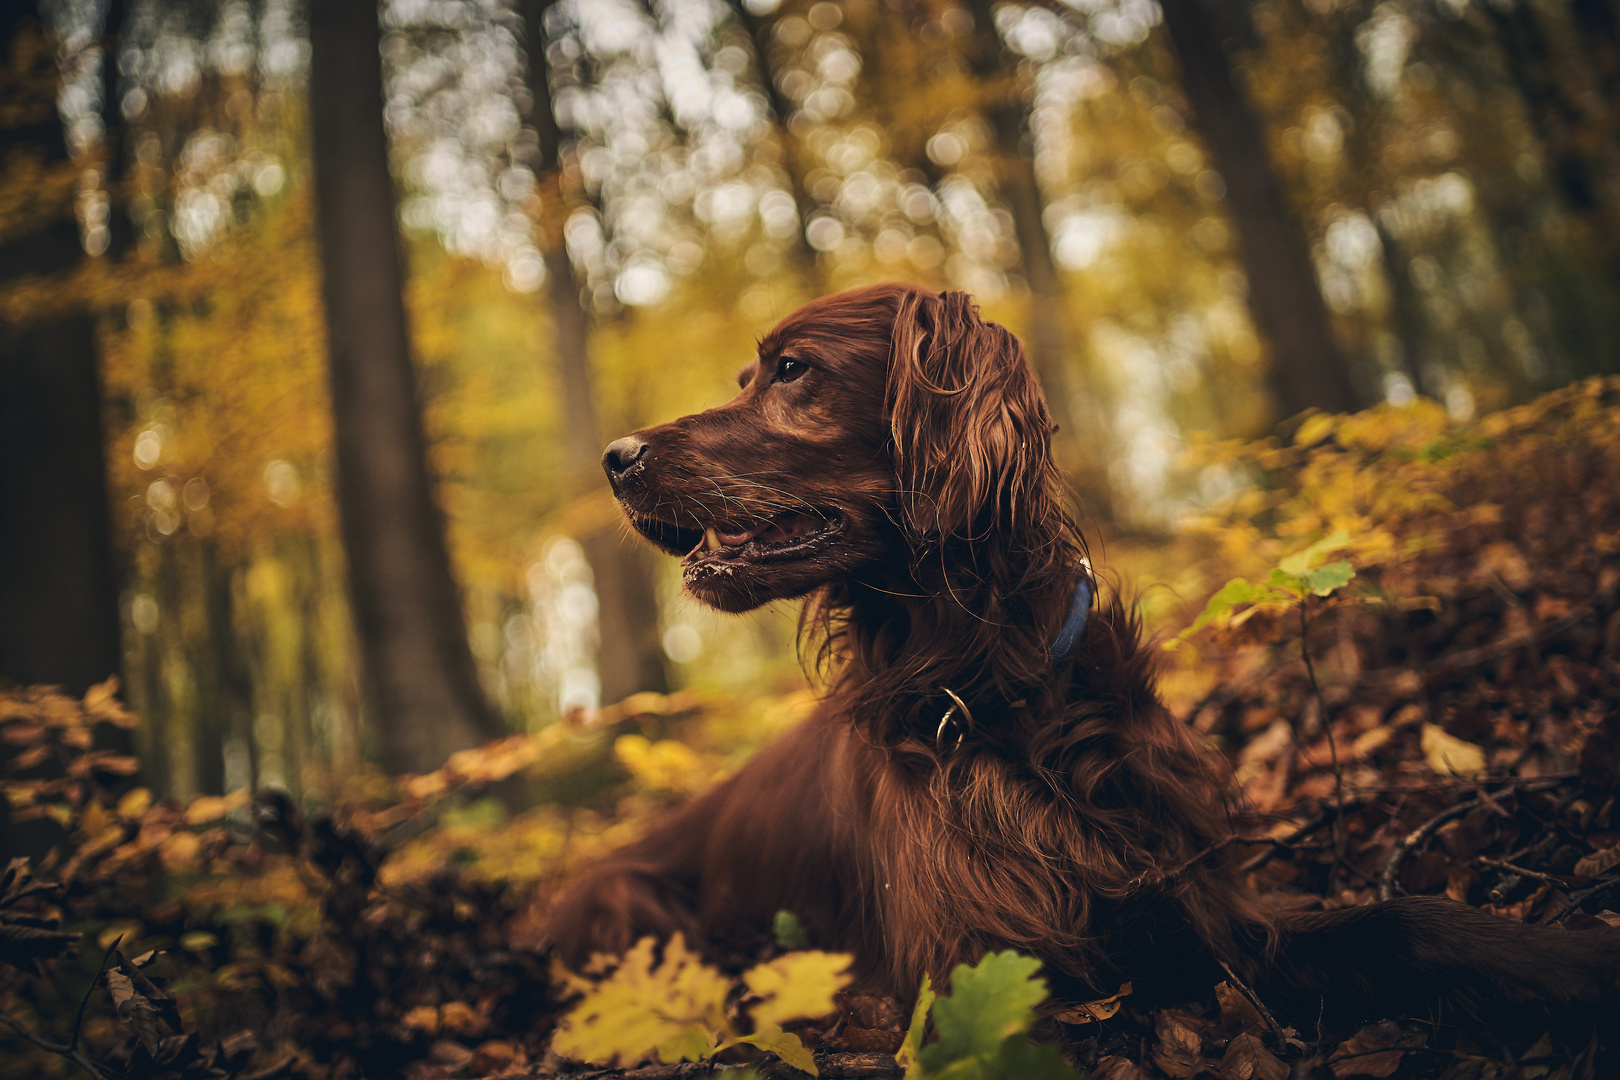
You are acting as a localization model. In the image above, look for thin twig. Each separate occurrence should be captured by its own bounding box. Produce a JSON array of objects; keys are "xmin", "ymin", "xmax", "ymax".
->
[
  {"xmin": 1378, "ymin": 779, "xmax": 1568, "ymax": 901},
  {"xmin": 1474, "ymin": 857, "xmax": 1565, "ymax": 886},
  {"xmin": 1562, "ymin": 877, "xmax": 1620, "ymax": 913},
  {"xmin": 0, "ymin": 1011, "xmax": 108, "ymax": 1079},
  {"xmin": 1218, "ymin": 958, "xmax": 1289, "ymax": 1047},
  {"xmin": 1378, "ymin": 796, "xmax": 1483, "ymax": 902},
  {"xmin": 1239, "ymin": 810, "xmax": 1336, "ymax": 873},
  {"xmin": 1299, "ymin": 597, "xmax": 1346, "ymax": 876},
  {"xmin": 1126, "ymin": 835, "xmax": 1243, "ymax": 892},
  {"xmin": 71, "ymin": 935, "xmax": 120, "ymax": 1053},
  {"xmin": 1470, "ymin": 783, "xmax": 1514, "ymax": 820}
]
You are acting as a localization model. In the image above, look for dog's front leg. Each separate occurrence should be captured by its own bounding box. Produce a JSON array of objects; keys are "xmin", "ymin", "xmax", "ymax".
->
[
  {"xmin": 542, "ymin": 711, "xmax": 860, "ymax": 969},
  {"xmin": 540, "ymin": 789, "xmax": 717, "ymax": 969}
]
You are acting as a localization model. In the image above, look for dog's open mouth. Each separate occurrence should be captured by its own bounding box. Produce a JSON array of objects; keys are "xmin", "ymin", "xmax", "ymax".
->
[{"xmin": 631, "ymin": 510, "xmax": 841, "ymax": 566}]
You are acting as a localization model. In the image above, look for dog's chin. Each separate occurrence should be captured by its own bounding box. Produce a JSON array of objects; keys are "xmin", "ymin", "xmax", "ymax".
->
[
  {"xmin": 680, "ymin": 513, "xmax": 848, "ymax": 612},
  {"xmin": 683, "ymin": 557, "xmax": 840, "ymax": 613}
]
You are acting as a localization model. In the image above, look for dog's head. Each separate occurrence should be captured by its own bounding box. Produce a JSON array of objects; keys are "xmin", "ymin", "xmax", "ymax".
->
[{"xmin": 602, "ymin": 283, "xmax": 1058, "ymax": 613}]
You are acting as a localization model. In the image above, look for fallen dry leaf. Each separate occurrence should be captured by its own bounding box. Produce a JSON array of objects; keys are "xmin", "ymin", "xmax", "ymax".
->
[
  {"xmin": 1153, "ymin": 1009, "xmax": 1206, "ymax": 1080},
  {"xmin": 1351, "ymin": 725, "xmax": 1393, "ymax": 758},
  {"xmin": 1445, "ymin": 864, "xmax": 1480, "ymax": 903},
  {"xmin": 1052, "ymin": 981, "xmax": 1133, "ymax": 1024},
  {"xmin": 1330, "ymin": 1021, "xmax": 1404, "ymax": 1078},
  {"xmin": 402, "ymin": 1005, "xmax": 441, "ymax": 1034},
  {"xmin": 1421, "ymin": 724, "xmax": 1486, "ymax": 777},
  {"xmin": 1214, "ymin": 981, "xmax": 1267, "ymax": 1038},
  {"xmin": 1090, "ymin": 1055, "xmax": 1145, "ymax": 1080},
  {"xmin": 1220, "ymin": 1032, "xmax": 1287, "ymax": 1080},
  {"xmin": 468, "ymin": 1039, "xmax": 519, "ymax": 1074},
  {"xmin": 1573, "ymin": 845, "xmax": 1620, "ymax": 877},
  {"xmin": 183, "ymin": 788, "xmax": 249, "ymax": 825}
]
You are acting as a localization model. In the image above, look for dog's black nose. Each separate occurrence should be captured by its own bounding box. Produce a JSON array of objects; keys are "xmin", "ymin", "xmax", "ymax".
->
[{"xmin": 602, "ymin": 436, "xmax": 649, "ymax": 482}]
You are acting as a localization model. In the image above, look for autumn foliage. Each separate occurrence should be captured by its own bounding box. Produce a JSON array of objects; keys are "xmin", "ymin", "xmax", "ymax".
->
[{"xmin": 4, "ymin": 377, "xmax": 1620, "ymax": 1077}]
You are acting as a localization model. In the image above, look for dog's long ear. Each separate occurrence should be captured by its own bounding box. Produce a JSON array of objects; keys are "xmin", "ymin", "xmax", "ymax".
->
[{"xmin": 887, "ymin": 290, "xmax": 1055, "ymax": 542}]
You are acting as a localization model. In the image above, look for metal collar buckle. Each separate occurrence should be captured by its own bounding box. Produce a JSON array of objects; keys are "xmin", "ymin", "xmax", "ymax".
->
[
  {"xmin": 932, "ymin": 574, "xmax": 1093, "ymax": 755},
  {"xmin": 935, "ymin": 687, "xmax": 974, "ymax": 751}
]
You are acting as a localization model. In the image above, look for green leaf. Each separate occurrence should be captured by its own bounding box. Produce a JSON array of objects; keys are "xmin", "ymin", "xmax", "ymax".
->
[
  {"xmin": 1303, "ymin": 560, "xmax": 1355, "ymax": 597},
  {"xmin": 919, "ymin": 952, "xmax": 1047, "ymax": 1074},
  {"xmin": 1265, "ymin": 567, "xmax": 1305, "ymax": 595},
  {"xmin": 772, "ymin": 908, "xmax": 809, "ymax": 950},
  {"xmin": 1276, "ymin": 529, "xmax": 1353, "ymax": 576},
  {"xmin": 989, "ymin": 1033, "xmax": 1082, "ymax": 1079},
  {"xmin": 898, "ymin": 973, "xmax": 936, "ymax": 1080},
  {"xmin": 739, "ymin": 1025, "xmax": 818, "ymax": 1076},
  {"xmin": 1182, "ymin": 577, "xmax": 1269, "ymax": 637}
]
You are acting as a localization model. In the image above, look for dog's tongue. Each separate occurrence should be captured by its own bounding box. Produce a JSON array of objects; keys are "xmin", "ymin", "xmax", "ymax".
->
[
  {"xmin": 715, "ymin": 524, "xmax": 761, "ymax": 546},
  {"xmin": 686, "ymin": 523, "xmax": 766, "ymax": 560},
  {"xmin": 685, "ymin": 517, "xmax": 818, "ymax": 561}
]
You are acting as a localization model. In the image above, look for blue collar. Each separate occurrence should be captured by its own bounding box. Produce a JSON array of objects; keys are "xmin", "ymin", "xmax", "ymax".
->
[
  {"xmin": 1049, "ymin": 575, "xmax": 1093, "ymax": 663},
  {"xmin": 935, "ymin": 572, "xmax": 1094, "ymax": 751}
]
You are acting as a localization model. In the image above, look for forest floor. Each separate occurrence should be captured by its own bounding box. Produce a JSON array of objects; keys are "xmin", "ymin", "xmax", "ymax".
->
[{"xmin": 3, "ymin": 379, "xmax": 1620, "ymax": 1079}]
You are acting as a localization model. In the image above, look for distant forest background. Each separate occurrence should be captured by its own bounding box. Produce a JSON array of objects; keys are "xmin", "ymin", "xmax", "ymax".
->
[{"xmin": 2, "ymin": 0, "xmax": 1617, "ymax": 801}]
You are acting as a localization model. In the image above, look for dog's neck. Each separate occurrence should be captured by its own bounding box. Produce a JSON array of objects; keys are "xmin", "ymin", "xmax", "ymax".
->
[{"xmin": 818, "ymin": 524, "xmax": 1090, "ymax": 747}]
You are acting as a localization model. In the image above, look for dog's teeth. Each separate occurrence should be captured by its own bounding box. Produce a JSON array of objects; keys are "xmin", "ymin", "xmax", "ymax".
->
[{"xmin": 705, "ymin": 527, "xmax": 721, "ymax": 551}]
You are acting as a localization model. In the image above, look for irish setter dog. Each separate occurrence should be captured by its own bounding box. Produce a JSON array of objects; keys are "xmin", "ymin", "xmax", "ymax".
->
[{"xmin": 545, "ymin": 283, "xmax": 1620, "ymax": 1035}]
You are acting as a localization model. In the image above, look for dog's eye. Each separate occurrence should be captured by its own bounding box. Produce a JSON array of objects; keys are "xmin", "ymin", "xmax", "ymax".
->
[{"xmin": 775, "ymin": 358, "xmax": 808, "ymax": 384}]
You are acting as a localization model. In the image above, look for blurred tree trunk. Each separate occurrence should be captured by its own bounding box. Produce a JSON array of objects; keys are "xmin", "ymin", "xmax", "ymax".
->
[
  {"xmin": 1320, "ymin": 22, "xmax": 1434, "ymax": 400},
  {"xmin": 1158, "ymin": 0, "xmax": 1361, "ymax": 418},
  {"xmin": 1481, "ymin": 1, "xmax": 1606, "ymax": 219},
  {"xmin": 1372, "ymin": 212, "xmax": 1435, "ymax": 398},
  {"xmin": 307, "ymin": 0, "xmax": 500, "ymax": 773},
  {"xmin": 185, "ymin": 545, "xmax": 243, "ymax": 796},
  {"xmin": 960, "ymin": 0, "xmax": 1114, "ymax": 520},
  {"xmin": 1570, "ymin": 0, "xmax": 1620, "ymax": 109},
  {"xmin": 0, "ymin": 7, "xmax": 122, "ymax": 697},
  {"xmin": 99, "ymin": 0, "xmax": 136, "ymax": 256},
  {"xmin": 520, "ymin": 0, "xmax": 668, "ymax": 706},
  {"xmin": 724, "ymin": 0, "xmax": 820, "ymax": 283},
  {"xmin": 1482, "ymin": 0, "xmax": 1620, "ymax": 292}
]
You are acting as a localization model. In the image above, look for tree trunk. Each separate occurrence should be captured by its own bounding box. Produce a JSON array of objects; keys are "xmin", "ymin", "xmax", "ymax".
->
[
  {"xmin": 183, "ymin": 545, "xmax": 238, "ymax": 795},
  {"xmin": 0, "ymin": 7, "xmax": 122, "ymax": 697},
  {"xmin": 520, "ymin": 0, "xmax": 668, "ymax": 705},
  {"xmin": 99, "ymin": 0, "xmax": 136, "ymax": 257},
  {"xmin": 1570, "ymin": 0, "xmax": 1620, "ymax": 110},
  {"xmin": 1158, "ymin": 0, "xmax": 1361, "ymax": 418},
  {"xmin": 307, "ymin": 0, "xmax": 499, "ymax": 773},
  {"xmin": 957, "ymin": 0, "xmax": 1114, "ymax": 518},
  {"xmin": 1481, "ymin": 1, "xmax": 1605, "ymax": 218},
  {"xmin": 724, "ymin": 0, "xmax": 820, "ymax": 281},
  {"xmin": 1373, "ymin": 213, "xmax": 1435, "ymax": 399},
  {"xmin": 1482, "ymin": 0, "xmax": 1620, "ymax": 299}
]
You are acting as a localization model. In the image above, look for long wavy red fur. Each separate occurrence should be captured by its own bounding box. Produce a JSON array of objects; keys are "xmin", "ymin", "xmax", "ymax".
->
[{"xmin": 544, "ymin": 283, "xmax": 1620, "ymax": 1031}]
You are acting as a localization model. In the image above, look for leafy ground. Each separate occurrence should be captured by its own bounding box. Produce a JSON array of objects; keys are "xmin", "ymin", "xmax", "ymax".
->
[{"xmin": 3, "ymin": 377, "xmax": 1620, "ymax": 1079}]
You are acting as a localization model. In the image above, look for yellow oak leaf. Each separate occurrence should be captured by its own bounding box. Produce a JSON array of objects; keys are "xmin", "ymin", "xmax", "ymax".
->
[
  {"xmin": 739, "ymin": 1025, "xmax": 818, "ymax": 1076},
  {"xmin": 551, "ymin": 935, "xmax": 729, "ymax": 1067},
  {"xmin": 743, "ymin": 950, "xmax": 853, "ymax": 1029}
]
